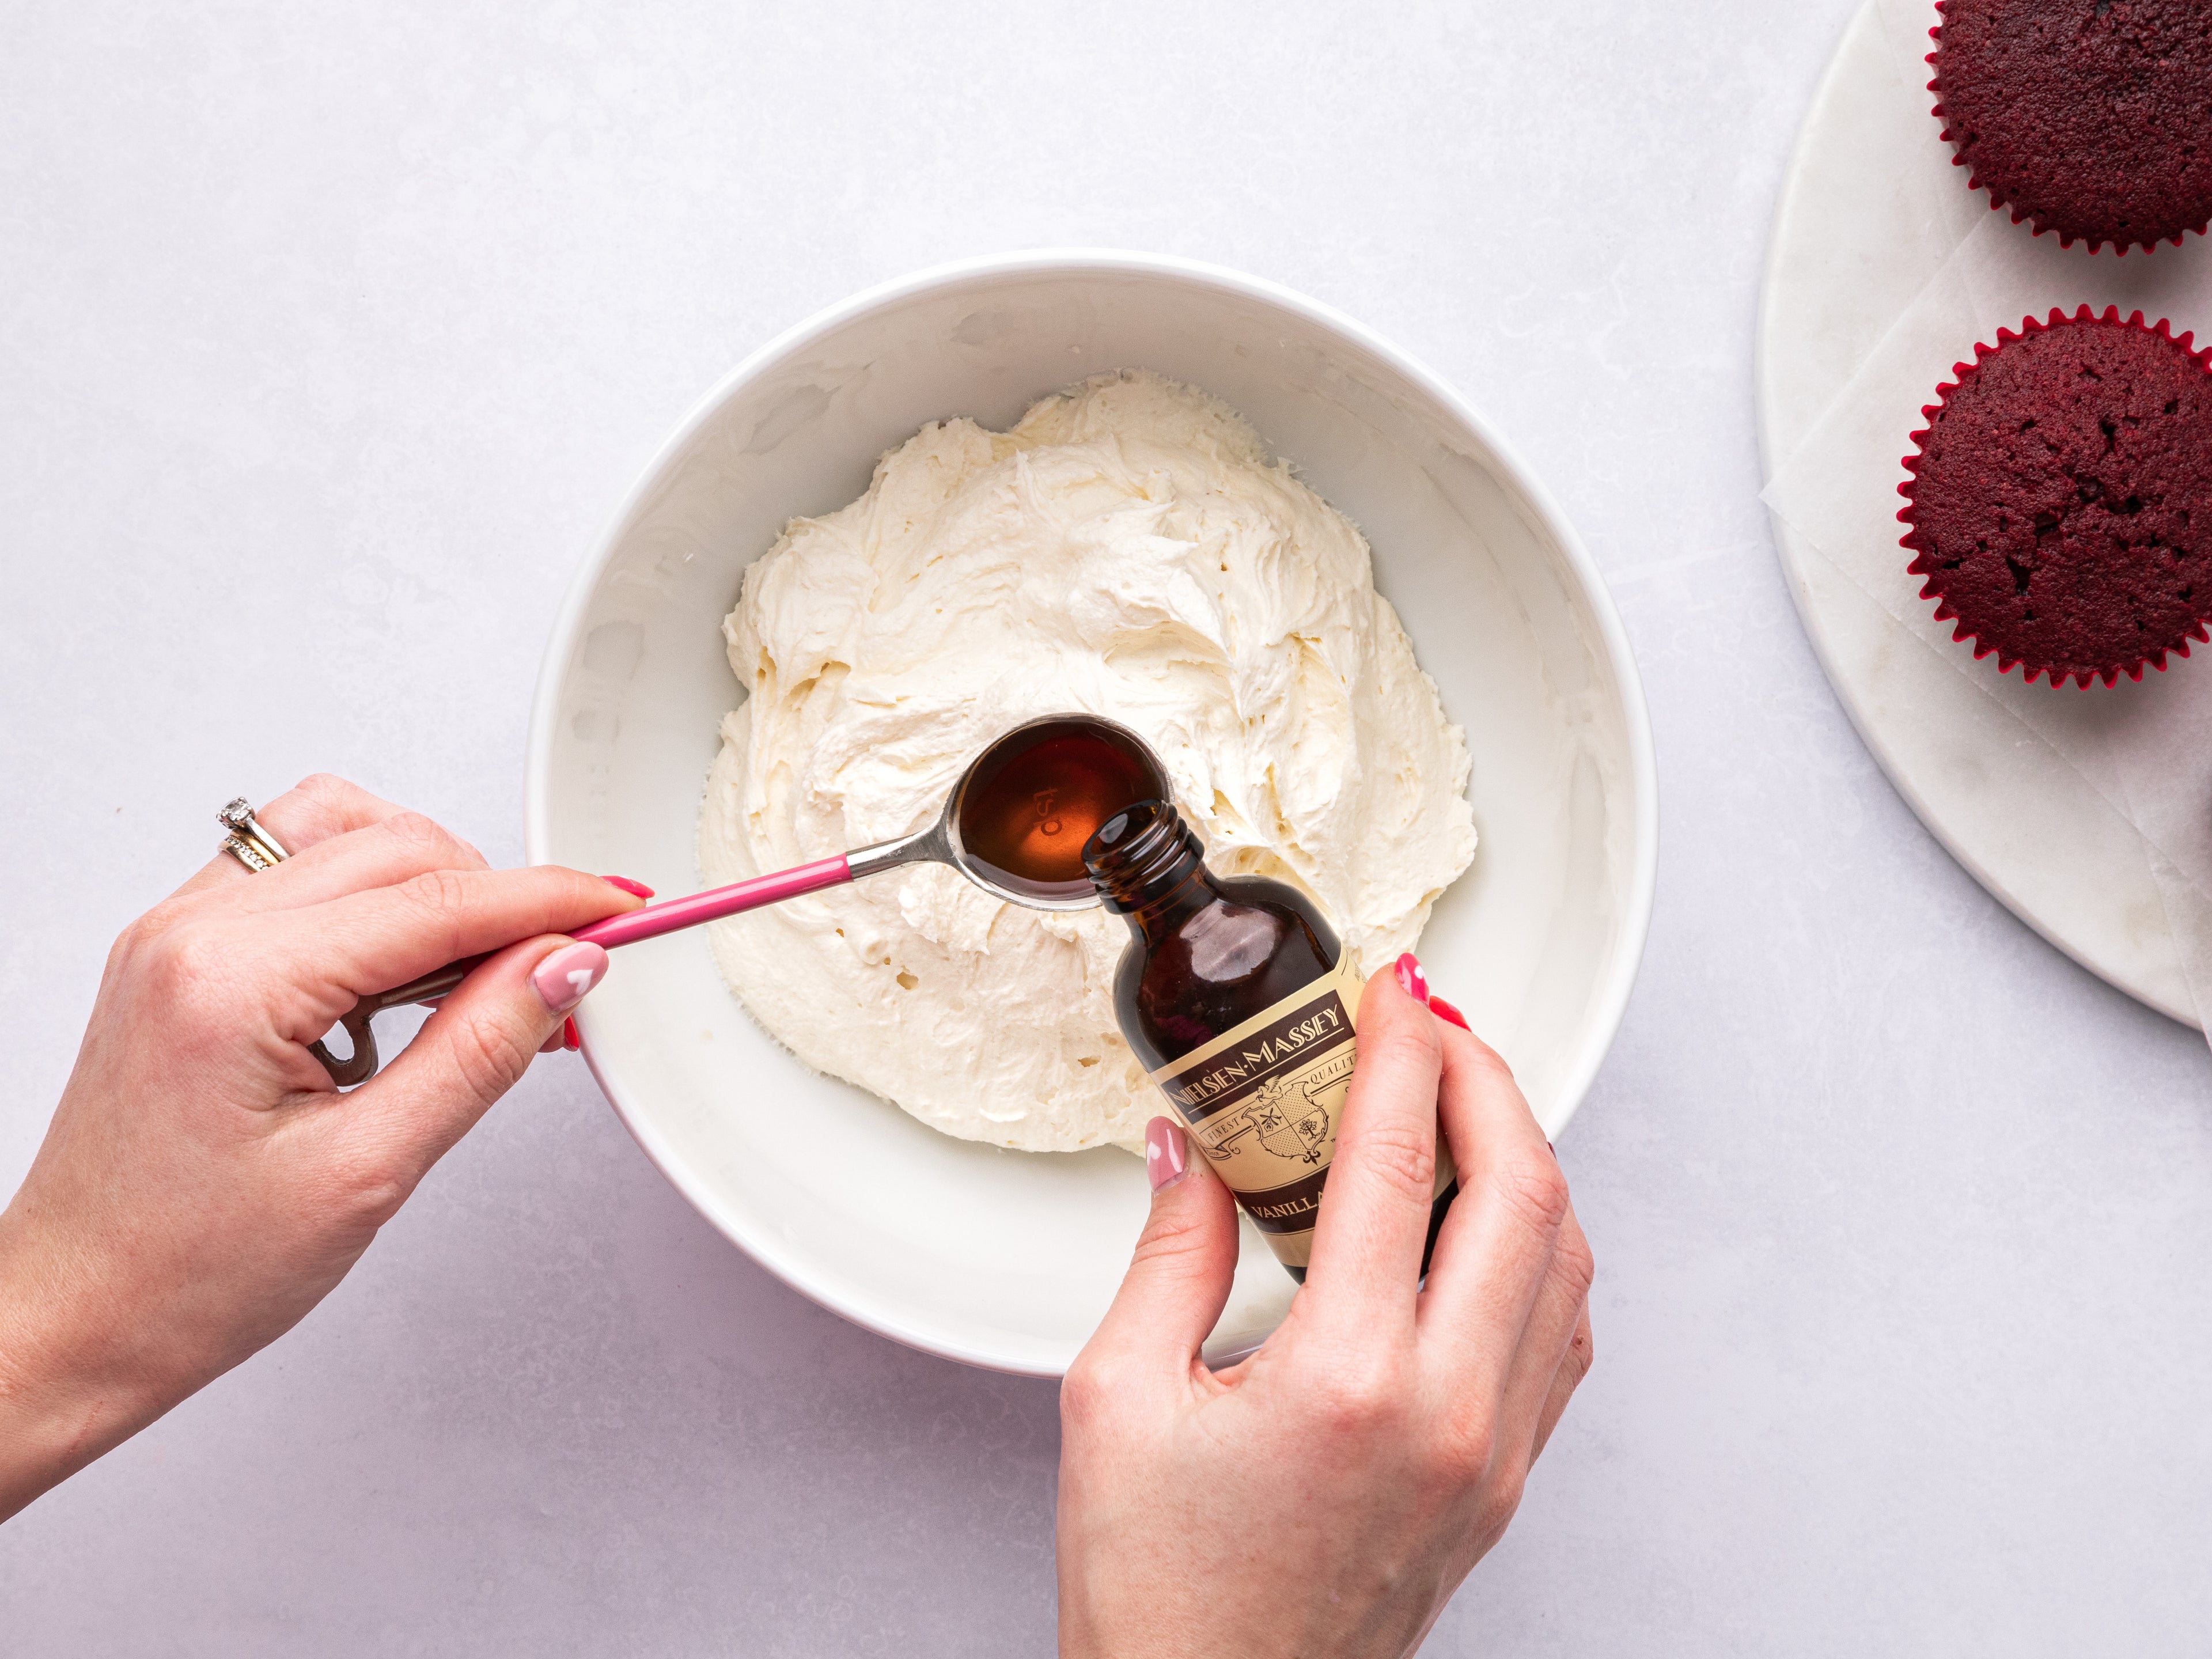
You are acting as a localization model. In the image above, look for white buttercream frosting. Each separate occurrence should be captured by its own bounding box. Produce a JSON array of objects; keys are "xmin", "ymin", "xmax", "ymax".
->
[{"xmin": 699, "ymin": 371, "xmax": 1476, "ymax": 1153}]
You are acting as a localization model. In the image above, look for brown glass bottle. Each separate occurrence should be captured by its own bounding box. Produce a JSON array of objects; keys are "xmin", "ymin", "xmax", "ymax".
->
[{"xmin": 1083, "ymin": 800, "xmax": 1457, "ymax": 1282}]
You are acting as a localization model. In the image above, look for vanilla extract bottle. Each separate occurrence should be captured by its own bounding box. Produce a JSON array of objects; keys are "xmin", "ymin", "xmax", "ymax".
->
[{"xmin": 1082, "ymin": 799, "xmax": 1457, "ymax": 1282}]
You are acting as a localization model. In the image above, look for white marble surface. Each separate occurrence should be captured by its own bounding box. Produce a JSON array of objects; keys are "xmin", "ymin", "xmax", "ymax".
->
[{"xmin": 3, "ymin": 2, "xmax": 2209, "ymax": 1652}]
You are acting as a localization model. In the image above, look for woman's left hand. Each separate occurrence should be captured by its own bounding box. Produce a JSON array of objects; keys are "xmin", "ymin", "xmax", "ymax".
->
[{"xmin": 0, "ymin": 774, "xmax": 642, "ymax": 1521}]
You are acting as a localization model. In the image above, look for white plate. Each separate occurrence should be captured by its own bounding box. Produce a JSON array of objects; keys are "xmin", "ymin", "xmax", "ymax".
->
[
  {"xmin": 525, "ymin": 251, "xmax": 1658, "ymax": 1375},
  {"xmin": 1758, "ymin": 2, "xmax": 2197, "ymax": 1027}
]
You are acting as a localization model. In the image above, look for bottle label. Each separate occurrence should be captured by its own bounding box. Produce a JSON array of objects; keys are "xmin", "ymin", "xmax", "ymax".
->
[{"xmin": 1145, "ymin": 963, "xmax": 1456, "ymax": 1271}]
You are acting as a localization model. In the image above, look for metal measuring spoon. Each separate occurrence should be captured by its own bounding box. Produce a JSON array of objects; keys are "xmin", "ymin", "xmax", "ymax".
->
[{"xmin": 311, "ymin": 713, "xmax": 1169, "ymax": 1086}]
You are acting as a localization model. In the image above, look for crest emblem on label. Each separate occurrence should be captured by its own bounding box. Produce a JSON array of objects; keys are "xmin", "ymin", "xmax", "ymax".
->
[{"xmin": 1145, "ymin": 962, "xmax": 1455, "ymax": 1271}]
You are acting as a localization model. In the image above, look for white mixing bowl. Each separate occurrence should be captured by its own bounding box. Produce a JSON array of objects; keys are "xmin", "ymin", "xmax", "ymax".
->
[{"xmin": 525, "ymin": 251, "xmax": 1656, "ymax": 1376}]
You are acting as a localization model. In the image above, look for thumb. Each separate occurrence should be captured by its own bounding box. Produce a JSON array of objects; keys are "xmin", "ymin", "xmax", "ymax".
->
[
  {"xmin": 1081, "ymin": 1118, "xmax": 1241, "ymax": 1388},
  {"xmin": 328, "ymin": 935, "xmax": 606, "ymax": 1187}
]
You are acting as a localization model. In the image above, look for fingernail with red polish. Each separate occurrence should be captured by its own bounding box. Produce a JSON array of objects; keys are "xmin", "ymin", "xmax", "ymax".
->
[
  {"xmin": 1145, "ymin": 1116, "xmax": 1190, "ymax": 1192},
  {"xmin": 1429, "ymin": 993, "xmax": 1471, "ymax": 1032},
  {"xmin": 601, "ymin": 875, "xmax": 655, "ymax": 900},
  {"xmin": 533, "ymin": 942, "xmax": 609, "ymax": 1014},
  {"xmin": 1394, "ymin": 952, "xmax": 1429, "ymax": 1003},
  {"xmin": 562, "ymin": 1016, "xmax": 581, "ymax": 1052}
]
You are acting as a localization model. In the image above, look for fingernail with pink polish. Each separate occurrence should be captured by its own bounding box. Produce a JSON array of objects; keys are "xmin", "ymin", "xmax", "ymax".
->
[
  {"xmin": 601, "ymin": 874, "xmax": 655, "ymax": 900},
  {"xmin": 1394, "ymin": 952, "xmax": 1429, "ymax": 1003},
  {"xmin": 1428, "ymin": 994, "xmax": 1471, "ymax": 1032},
  {"xmin": 1145, "ymin": 1116, "xmax": 1190, "ymax": 1192},
  {"xmin": 533, "ymin": 942, "xmax": 609, "ymax": 1013}
]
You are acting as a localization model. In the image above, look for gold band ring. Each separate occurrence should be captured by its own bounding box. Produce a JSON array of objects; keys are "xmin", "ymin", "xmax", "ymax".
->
[{"xmin": 217, "ymin": 798, "xmax": 290, "ymax": 872}]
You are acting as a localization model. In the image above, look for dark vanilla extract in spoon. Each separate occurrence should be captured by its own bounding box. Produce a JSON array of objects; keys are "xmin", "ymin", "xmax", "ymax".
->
[
  {"xmin": 955, "ymin": 719, "xmax": 1161, "ymax": 903},
  {"xmin": 1084, "ymin": 800, "xmax": 1458, "ymax": 1282}
]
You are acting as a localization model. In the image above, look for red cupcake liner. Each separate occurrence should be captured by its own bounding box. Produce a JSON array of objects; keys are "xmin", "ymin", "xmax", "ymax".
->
[
  {"xmin": 1897, "ymin": 304, "xmax": 2212, "ymax": 689},
  {"xmin": 1925, "ymin": 3, "xmax": 2212, "ymax": 256}
]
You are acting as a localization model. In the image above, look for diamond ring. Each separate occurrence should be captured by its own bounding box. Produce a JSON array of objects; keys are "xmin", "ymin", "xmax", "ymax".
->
[{"xmin": 218, "ymin": 797, "xmax": 290, "ymax": 872}]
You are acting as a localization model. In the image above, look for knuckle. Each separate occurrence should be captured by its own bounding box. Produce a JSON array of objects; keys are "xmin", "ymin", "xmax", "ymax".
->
[
  {"xmin": 449, "ymin": 1012, "xmax": 534, "ymax": 1107},
  {"xmin": 1436, "ymin": 1415, "xmax": 1499, "ymax": 1488},
  {"xmin": 1368, "ymin": 1021, "xmax": 1441, "ymax": 1074},
  {"xmin": 1477, "ymin": 1460, "xmax": 1532, "ymax": 1536},
  {"xmin": 327, "ymin": 1156, "xmax": 412, "ymax": 1232},
  {"xmin": 1490, "ymin": 1153, "xmax": 1571, "ymax": 1241},
  {"xmin": 140, "ymin": 923, "xmax": 237, "ymax": 1013},
  {"xmin": 1554, "ymin": 1228, "xmax": 1597, "ymax": 1303},
  {"xmin": 285, "ymin": 773, "xmax": 358, "ymax": 833},
  {"xmin": 382, "ymin": 810, "xmax": 459, "ymax": 859},
  {"xmin": 1058, "ymin": 1357, "xmax": 1123, "ymax": 1433},
  {"xmin": 1129, "ymin": 1205, "xmax": 1215, "ymax": 1277},
  {"xmin": 1343, "ymin": 1117, "xmax": 1437, "ymax": 1204},
  {"xmin": 398, "ymin": 867, "xmax": 473, "ymax": 929},
  {"xmin": 1310, "ymin": 1359, "xmax": 1406, "ymax": 1441},
  {"xmin": 315, "ymin": 1137, "xmax": 415, "ymax": 1232},
  {"xmin": 1461, "ymin": 1035, "xmax": 1517, "ymax": 1085},
  {"xmin": 115, "ymin": 901, "xmax": 184, "ymax": 964}
]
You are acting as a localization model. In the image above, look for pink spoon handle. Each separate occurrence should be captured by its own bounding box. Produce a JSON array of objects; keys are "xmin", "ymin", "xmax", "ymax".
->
[{"xmin": 570, "ymin": 855, "xmax": 854, "ymax": 950}]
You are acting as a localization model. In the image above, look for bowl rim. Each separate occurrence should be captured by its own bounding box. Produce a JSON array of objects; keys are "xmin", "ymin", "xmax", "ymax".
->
[{"xmin": 523, "ymin": 247, "xmax": 1660, "ymax": 1374}]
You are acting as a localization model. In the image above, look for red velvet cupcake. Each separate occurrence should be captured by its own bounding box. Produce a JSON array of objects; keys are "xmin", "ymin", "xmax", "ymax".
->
[
  {"xmin": 1899, "ymin": 305, "xmax": 2212, "ymax": 687},
  {"xmin": 1929, "ymin": 0, "xmax": 2212, "ymax": 253}
]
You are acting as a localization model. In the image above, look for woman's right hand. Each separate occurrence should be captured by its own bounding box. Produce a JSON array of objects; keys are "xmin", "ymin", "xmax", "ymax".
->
[
  {"xmin": 0, "ymin": 775, "xmax": 642, "ymax": 1521},
  {"xmin": 1055, "ymin": 960, "xmax": 1595, "ymax": 1658}
]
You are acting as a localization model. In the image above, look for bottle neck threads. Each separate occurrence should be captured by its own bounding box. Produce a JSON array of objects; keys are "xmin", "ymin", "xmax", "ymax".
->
[{"xmin": 1082, "ymin": 799, "xmax": 1207, "ymax": 915}]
